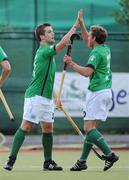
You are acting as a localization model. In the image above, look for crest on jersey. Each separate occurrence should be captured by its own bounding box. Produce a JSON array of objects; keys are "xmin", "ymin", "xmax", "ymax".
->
[{"xmin": 89, "ymin": 55, "xmax": 95, "ymax": 61}]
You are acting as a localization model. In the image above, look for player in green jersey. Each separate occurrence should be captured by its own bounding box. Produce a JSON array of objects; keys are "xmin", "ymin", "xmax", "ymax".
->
[
  {"xmin": 63, "ymin": 10, "xmax": 119, "ymax": 171},
  {"xmin": 3, "ymin": 16, "xmax": 79, "ymax": 171},
  {"xmin": 0, "ymin": 47, "xmax": 11, "ymax": 87}
]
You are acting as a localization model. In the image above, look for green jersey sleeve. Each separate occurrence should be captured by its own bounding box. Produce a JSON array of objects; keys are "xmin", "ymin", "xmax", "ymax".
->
[
  {"xmin": 0, "ymin": 47, "xmax": 8, "ymax": 62},
  {"xmin": 87, "ymin": 52, "xmax": 101, "ymax": 70},
  {"xmin": 42, "ymin": 45, "xmax": 56, "ymax": 57}
]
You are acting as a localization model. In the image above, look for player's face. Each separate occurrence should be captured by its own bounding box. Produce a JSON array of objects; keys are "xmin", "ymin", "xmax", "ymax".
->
[
  {"xmin": 43, "ymin": 26, "xmax": 55, "ymax": 44},
  {"xmin": 87, "ymin": 31, "xmax": 96, "ymax": 48}
]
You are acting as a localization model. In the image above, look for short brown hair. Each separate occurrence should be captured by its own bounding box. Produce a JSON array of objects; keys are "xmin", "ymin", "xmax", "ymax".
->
[
  {"xmin": 35, "ymin": 23, "xmax": 51, "ymax": 42},
  {"xmin": 90, "ymin": 25, "xmax": 108, "ymax": 44}
]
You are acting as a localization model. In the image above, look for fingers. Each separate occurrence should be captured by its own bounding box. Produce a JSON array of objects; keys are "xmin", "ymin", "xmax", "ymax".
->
[
  {"xmin": 79, "ymin": 9, "xmax": 83, "ymax": 17},
  {"xmin": 64, "ymin": 54, "xmax": 71, "ymax": 60},
  {"xmin": 56, "ymin": 100, "xmax": 63, "ymax": 109},
  {"xmin": 64, "ymin": 55, "xmax": 72, "ymax": 65},
  {"xmin": 78, "ymin": 9, "xmax": 83, "ymax": 23}
]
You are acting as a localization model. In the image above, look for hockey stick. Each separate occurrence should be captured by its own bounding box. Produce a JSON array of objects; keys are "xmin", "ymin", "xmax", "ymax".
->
[
  {"xmin": 56, "ymin": 33, "xmax": 80, "ymax": 107},
  {"xmin": 0, "ymin": 89, "xmax": 14, "ymax": 121},
  {"xmin": 0, "ymin": 132, "xmax": 6, "ymax": 145},
  {"xmin": 55, "ymin": 92, "xmax": 105, "ymax": 160}
]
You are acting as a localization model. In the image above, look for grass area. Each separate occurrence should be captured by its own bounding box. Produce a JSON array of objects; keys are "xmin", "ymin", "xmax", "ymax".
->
[{"xmin": 0, "ymin": 150, "xmax": 129, "ymax": 180}]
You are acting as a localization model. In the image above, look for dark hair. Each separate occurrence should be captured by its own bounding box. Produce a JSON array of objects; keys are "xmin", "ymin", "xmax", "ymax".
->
[
  {"xmin": 90, "ymin": 25, "xmax": 108, "ymax": 44},
  {"xmin": 35, "ymin": 23, "xmax": 51, "ymax": 42}
]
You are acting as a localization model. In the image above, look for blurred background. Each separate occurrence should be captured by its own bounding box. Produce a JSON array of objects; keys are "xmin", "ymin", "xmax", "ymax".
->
[{"xmin": 0, "ymin": 0, "xmax": 129, "ymax": 136}]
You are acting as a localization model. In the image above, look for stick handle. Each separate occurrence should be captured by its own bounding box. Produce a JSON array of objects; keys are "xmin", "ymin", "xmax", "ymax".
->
[
  {"xmin": 55, "ymin": 91, "xmax": 104, "ymax": 161},
  {"xmin": 66, "ymin": 44, "xmax": 72, "ymax": 56},
  {"xmin": 57, "ymin": 43, "xmax": 72, "ymax": 103},
  {"xmin": 63, "ymin": 44, "xmax": 72, "ymax": 71},
  {"xmin": 0, "ymin": 89, "xmax": 14, "ymax": 121},
  {"xmin": 56, "ymin": 70, "xmax": 66, "ymax": 107},
  {"xmin": 60, "ymin": 106, "xmax": 104, "ymax": 160},
  {"xmin": 55, "ymin": 92, "xmax": 82, "ymax": 136},
  {"xmin": 63, "ymin": 63, "xmax": 67, "ymax": 71},
  {"xmin": 60, "ymin": 106, "xmax": 84, "ymax": 139}
]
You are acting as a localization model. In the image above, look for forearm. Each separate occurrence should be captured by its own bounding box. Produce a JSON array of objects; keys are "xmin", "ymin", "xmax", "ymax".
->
[
  {"xmin": 0, "ymin": 69, "xmax": 10, "ymax": 83},
  {"xmin": 79, "ymin": 20, "xmax": 89, "ymax": 46},
  {"xmin": 0, "ymin": 61, "xmax": 11, "ymax": 86},
  {"xmin": 56, "ymin": 20, "xmax": 79, "ymax": 53},
  {"xmin": 69, "ymin": 61, "xmax": 89, "ymax": 77}
]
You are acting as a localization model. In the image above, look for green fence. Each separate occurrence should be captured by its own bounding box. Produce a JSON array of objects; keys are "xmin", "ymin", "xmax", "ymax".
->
[{"xmin": 0, "ymin": 0, "xmax": 125, "ymax": 31}]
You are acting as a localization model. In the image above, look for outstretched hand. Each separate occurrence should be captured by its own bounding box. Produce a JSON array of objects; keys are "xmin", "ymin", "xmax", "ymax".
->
[{"xmin": 78, "ymin": 9, "xmax": 83, "ymax": 23}]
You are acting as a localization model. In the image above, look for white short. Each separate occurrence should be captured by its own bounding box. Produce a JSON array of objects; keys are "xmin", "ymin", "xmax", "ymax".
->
[
  {"xmin": 83, "ymin": 89, "xmax": 112, "ymax": 121},
  {"xmin": 23, "ymin": 95, "xmax": 54, "ymax": 124}
]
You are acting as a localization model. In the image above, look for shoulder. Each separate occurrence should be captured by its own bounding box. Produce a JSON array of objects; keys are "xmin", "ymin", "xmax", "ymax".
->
[
  {"xmin": 0, "ymin": 46, "xmax": 4, "ymax": 53},
  {"xmin": 40, "ymin": 45, "xmax": 56, "ymax": 53},
  {"xmin": 40, "ymin": 45, "xmax": 55, "ymax": 50},
  {"xmin": 0, "ymin": 46, "xmax": 8, "ymax": 61},
  {"xmin": 104, "ymin": 44, "xmax": 111, "ymax": 54},
  {"xmin": 90, "ymin": 48, "xmax": 101, "ymax": 59}
]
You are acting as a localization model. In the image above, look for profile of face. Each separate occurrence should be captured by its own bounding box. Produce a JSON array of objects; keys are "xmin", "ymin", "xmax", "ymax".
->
[
  {"xmin": 41, "ymin": 26, "xmax": 55, "ymax": 44},
  {"xmin": 87, "ymin": 31, "xmax": 96, "ymax": 48}
]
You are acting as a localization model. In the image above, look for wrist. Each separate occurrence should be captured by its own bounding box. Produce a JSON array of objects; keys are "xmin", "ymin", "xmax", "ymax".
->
[
  {"xmin": 0, "ymin": 79, "xmax": 3, "ymax": 87},
  {"xmin": 73, "ymin": 20, "xmax": 79, "ymax": 29},
  {"xmin": 73, "ymin": 24, "xmax": 78, "ymax": 29},
  {"xmin": 69, "ymin": 61, "xmax": 76, "ymax": 67},
  {"xmin": 79, "ymin": 19, "xmax": 84, "ymax": 26}
]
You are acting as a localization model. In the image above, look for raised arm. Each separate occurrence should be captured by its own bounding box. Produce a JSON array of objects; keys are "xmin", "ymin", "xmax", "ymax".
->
[
  {"xmin": 56, "ymin": 16, "xmax": 79, "ymax": 53},
  {"xmin": 63, "ymin": 55, "xmax": 94, "ymax": 77},
  {"xmin": 78, "ymin": 9, "xmax": 89, "ymax": 46}
]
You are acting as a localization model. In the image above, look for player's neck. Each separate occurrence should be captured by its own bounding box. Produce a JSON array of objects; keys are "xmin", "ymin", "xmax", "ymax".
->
[
  {"xmin": 40, "ymin": 40, "xmax": 49, "ymax": 45},
  {"xmin": 40, "ymin": 40, "xmax": 53, "ymax": 46},
  {"xmin": 93, "ymin": 42, "xmax": 103, "ymax": 48}
]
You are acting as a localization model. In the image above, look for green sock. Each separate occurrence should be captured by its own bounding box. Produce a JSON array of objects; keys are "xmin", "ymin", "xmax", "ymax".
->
[
  {"xmin": 42, "ymin": 133, "xmax": 53, "ymax": 161},
  {"xmin": 87, "ymin": 128, "xmax": 111, "ymax": 155},
  {"xmin": 80, "ymin": 135, "xmax": 93, "ymax": 161},
  {"xmin": 10, "ymin": 128, "xmax": 27, "ymax": 159}
]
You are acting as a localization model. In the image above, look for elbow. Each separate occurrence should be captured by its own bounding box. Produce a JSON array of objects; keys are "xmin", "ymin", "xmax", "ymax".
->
[
  {"xmin": 80, "ymin": 72, "xmax": 89, "ymax": 77},
  {"xmin": 83, "ymin": 67, "xmax": 94, "ymax": 77},
  {"xmin": 55, "ymin": 43, "xmax": 65, "ymax": 53},
  {"xmin": 4, "ymin": 65, "xmax": 11, "ymax": 74},
  {"xmin": 84, "ymin": 74, "xmax": 89, "ymax": 77},
  {"xmin": 81, "ymin": 69, "xmax": 90, "ymax": 77},
  {"xmin": 83, "ymin": 73, "xmax": 89, "ymax": 77},
  {"xmin": 1, "ymin": 60, "xmax": 11, "ymax": 74}
]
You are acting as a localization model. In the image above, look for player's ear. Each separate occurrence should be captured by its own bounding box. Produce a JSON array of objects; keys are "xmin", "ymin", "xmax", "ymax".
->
[
  {"xmin": 40, "ymin": 34, "xmax": 45, "ymax": 41},
  {"xmin": 92, "ymin": 36, "xmax": 96, "ymax": 42}
]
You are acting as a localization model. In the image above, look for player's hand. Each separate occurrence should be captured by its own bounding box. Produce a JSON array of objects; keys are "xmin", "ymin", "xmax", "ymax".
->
[
  {"xmin": 71, "ymin": 10, "xmax": 83, "ymax": 31},
  {"xmin": 55, "ymin": 99, "xmax": 63, "ymax": 109},
  {"xmin": 0, "ymin": 76, "xmax": 3, "ymax": 87},
  {"xmin": 64, "ymin": 55, "xmax": 73, "ymax": 66},
  {"xmin": 78, "ymin": 9, "xmax": 83, "ymax": 23}
]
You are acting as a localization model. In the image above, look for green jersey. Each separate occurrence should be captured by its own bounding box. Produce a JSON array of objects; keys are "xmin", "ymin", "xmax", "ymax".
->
[
  {"xmin": 25, "ymin": 45, "xmax": 56, "ymax": 99},
  {"xmin": 0, "ymin": 46, "xmax": 8, "ymax": 61},
  {"xmin": 87, "ymin": 44, "xmax": 112, "ymax": 91}
]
